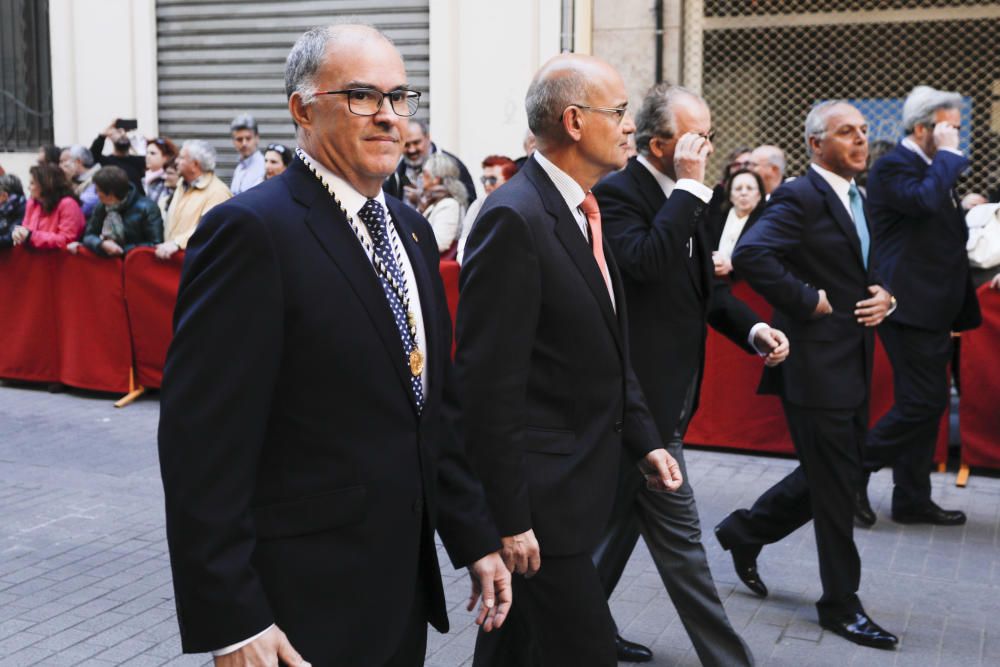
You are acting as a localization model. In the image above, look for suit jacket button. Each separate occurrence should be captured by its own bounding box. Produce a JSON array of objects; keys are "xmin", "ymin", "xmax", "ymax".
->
[{"xmin": 614, "ymin": 420, "xmax": 624, "ymax": 433}]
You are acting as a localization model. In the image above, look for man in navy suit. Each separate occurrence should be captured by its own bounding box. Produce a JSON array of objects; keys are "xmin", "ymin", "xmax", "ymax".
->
[
  {"xmin": 591, "ymin": 84, "xmax": 789, "ymax": 666},
  {"xmin": 716, "ymin": 101, "xmax": 898, "ymax": 649},
  {"xmin": 860, "ymin": 86, "xmax": 981, "ymax": 527},
  {"xmin": 457, "ymin": 54, "xmax": 683, "ymax": 667},
  {"xmin": 158, "ymin": 24, "xmax": 510, "ymax": 667}
]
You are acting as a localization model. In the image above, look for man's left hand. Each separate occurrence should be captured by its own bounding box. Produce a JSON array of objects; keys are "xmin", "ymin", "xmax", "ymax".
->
[
  {"xmin": 466, "ymin": 551, "xmax": 512, "ymax": 633},
  {"xmin": 639, "ymin": 448, "xmax": 683, "ymax": 493},
  {"xmin": 855, "ymin": 285, "xmax": 893, "ymax": 326},
  {"xmin": 754, "ymin": 326, "xmax": 790, "ymax": 367}
]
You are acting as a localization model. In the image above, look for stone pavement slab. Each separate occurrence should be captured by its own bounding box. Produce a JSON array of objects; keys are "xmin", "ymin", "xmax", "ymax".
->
[{"xmin": 0, "ymin": 381, "xmax": 998, "ymax": 666}]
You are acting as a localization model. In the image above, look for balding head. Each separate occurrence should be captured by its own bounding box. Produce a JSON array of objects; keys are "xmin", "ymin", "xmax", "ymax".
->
[
  {"xmin": 525, "ymin": 54, "xmax": 618, "ymax": 145},
  {"xmin": 750, "ymin": 144, "xmax": 786, "ymax": 194}
]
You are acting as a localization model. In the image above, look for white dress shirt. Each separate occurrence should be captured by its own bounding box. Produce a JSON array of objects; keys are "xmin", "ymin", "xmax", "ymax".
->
[
  {"xmin": 230, "ymin": 150, "xmax": 266, "ymax": 195},
  {"xmin": 533, "ymin": 151, "xmax": 616, "ymax": 311},
  {"xmin": 810, "ymin": 162, "xmax": 855, "ymax": 221},
  {"xmin": 213, "ymin": 150, "xmax": 430, "ymax": 657},
  {"xmin": 717, "ymin": 208, "xmax": 750, "ymax": 258}
]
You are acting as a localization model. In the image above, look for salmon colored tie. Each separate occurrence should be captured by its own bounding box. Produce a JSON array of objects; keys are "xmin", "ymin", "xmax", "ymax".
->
[{"xmin": 581, "ymin": 192, "xmax": 613, "ymax": 299}]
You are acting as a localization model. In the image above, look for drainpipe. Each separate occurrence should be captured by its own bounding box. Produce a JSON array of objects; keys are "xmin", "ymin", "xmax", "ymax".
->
[
  {"xmin": 654, "ymin": 0, "xmax": 665, "ymax": 82},
  {"xmin": 561, "ymin": 0, "xmax": 574, "ymax": 52}
]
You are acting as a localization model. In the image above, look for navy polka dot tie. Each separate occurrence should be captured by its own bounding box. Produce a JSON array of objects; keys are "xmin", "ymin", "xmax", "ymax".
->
[{"xmin": 358, "ymin": 198, "xmax": 425, "ymax": 412}]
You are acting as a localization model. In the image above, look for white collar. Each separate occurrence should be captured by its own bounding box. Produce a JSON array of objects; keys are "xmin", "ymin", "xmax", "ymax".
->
[
  {"xmin": 636, "ymin": 154, "xmax": 676, "ymax": 197},
  {"xmin": 299, "ymin": 149, "xmax": 389, "ymax": 219},
  {"xmin": 810, "ymin": 162, "xmax": 854, "ymax": 198},
  {"xmin": 533, "ymin": 151, "xmax": 586, "ymax": 213},
  {"xmin": 901, "ymin": 137, "xmax": 933, "ymax": 165}
]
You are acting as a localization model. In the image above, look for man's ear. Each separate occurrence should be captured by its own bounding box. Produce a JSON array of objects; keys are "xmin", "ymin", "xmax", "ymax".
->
[
  {"xmin": 289, "ymin": 93, "xmax": 312, "ymax": 132},
  {"xmin": 562, "ymin": 107, "xmax": 584, "ymax": 143},
  {"xmin": 648, "ymin": 136, "xmax": 664, "ymax": 160}
]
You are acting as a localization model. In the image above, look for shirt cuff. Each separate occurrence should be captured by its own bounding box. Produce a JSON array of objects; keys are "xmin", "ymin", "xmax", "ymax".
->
[
  {"xmin": 748, "ymin": 322, "xmax": 771, "ymax": 356},
  {"xmin": 212, "ymin": 624, "xmax": 274, "ymax": 657},
  {"xmin": 674, "ymin": 179, "xmax": 714, "ymax": 204},
  {"xmin": 939, "ymin": 147, "xmax": 964, "ymax": 157}
]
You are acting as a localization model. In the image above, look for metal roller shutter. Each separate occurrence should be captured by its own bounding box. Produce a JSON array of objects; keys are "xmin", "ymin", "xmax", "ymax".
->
[{"xmin": 156, "ymin": 0, "xmax": 430, "ymax": 180}]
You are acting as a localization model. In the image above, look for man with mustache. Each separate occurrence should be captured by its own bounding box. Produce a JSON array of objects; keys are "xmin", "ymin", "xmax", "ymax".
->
[{"xmin": 159, "ymin": 23, "xmax": 509, "ymax": 666}]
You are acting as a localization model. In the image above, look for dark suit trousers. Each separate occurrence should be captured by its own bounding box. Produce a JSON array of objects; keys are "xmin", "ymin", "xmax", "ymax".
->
[
  {"xmin": 472, "ymin": 553, "xmax": 616, "ymax": 667},
  {"xmin": 716, "ymin": 401, "xmax": 866, "ymax": 620},
  {"xmin": 593, "ymin": 374, "xmax": 753, "ymax": 666},
  {"xmin": 867, "ymin": 321, "xmax": 952, "ymax": 512}
]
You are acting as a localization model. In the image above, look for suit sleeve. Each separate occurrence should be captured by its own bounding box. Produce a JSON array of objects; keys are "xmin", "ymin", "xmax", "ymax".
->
[
  {"xmin": 157, "ymin": 203, "xmax": 281, "ymax": 652},
  {"xmin": 596, "ymin": 181, "xmax": 703, "ymax": 283},
  {"xmin": 454, "ymin": 205, "xmax": 541, "ymax": 538},
  {"xmin": 732, "ymin": 186, "xmax": 820, "ymax": 321},
  {"xmin": 707, "ymin": 278, "xmax": 762, "ymax": 353},
  {"xmin": 870, "ymin": 150, "xmax": 968, "ymax": 217}
]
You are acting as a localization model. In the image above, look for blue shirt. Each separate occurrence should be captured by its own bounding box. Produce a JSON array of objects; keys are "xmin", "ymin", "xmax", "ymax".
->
[{"xmin": 230, "ymin": 151, "xmax": 266, "ymax": 195}]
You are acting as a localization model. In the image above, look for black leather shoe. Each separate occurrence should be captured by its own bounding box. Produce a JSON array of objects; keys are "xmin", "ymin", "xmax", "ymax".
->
[
  {"xmin": 855, "ymin": 489, "xmax": 877, "ymax": 528},
  {"xmin": 615, "ymin": 634, "xmax": 652, "ymax": 663},
  {"xmin": 820, "ymin": 612, "xmax": 898, "ymax": 650},
  {"xmin": 730, "ymin": 543, "xmax": 768, "ymax": 597},
  {"xmin": 892, "ymin": 501, "xmax": 966, "ymax": 526}
]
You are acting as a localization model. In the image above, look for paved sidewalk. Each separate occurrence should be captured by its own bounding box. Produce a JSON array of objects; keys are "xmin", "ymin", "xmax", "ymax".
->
[{"xmin": 0, "ymin": 381, "xmax": 998, "ymax": 666}]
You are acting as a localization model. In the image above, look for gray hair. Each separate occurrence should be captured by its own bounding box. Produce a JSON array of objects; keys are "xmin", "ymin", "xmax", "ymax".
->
[
  {"xmin": 229, "ymin": 113, "xmax": 258, "ymax": 134},
  {"xmin": 284, "ymin": 22, "xmax": 393, "ymax": 106},
  {"xmin": 901, "ymin": 85, "xmax": 963, "ymax": 134},
  {"xmin": 182, "ymin": 139, "xmax": 217, "ymax": 173},
  {"xmin": 635, "ymin": 83, "xmax": 702, "ymax": 156},
  {"xmin": 65, "ymin": 144, "xmax": 94, "ymax": 168},
  {"xmin": 804, "ymin": 100, "xmax": 852, "ymax": 155},
  {"xmin": 525, "ymin": 65, "xmax": 590, "ymax": 140},
  {"xmin": 424, "ymin": 152, "xmax": 468, "ymax": 207},
  {"xmin": 753, "ymin": 144, "xmax": 786, "ymax": 176}
]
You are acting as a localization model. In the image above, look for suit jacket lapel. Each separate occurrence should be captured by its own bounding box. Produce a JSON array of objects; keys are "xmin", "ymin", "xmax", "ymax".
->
[
  {"xmin": 525, "ymin": 159, "xmax": 623, "ymax": 355},
  {"xmin": 289, "ymin": 160, "xmax": 420, "ymax": 413},
  {"xmin": 809, "ymin": 168, "xmax": 865, "ymax": 269}
]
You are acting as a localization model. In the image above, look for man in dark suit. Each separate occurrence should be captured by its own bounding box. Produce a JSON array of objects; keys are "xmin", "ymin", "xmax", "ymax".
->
[
  {"xmin": 716, "ymin": 101, "xmax": 899, "ymax": 649},
  {"xmin": 457, "ymin": 54, "xmax": 684, "ymax": 667},
  {"xmin": 383, "ymin": 119, "xmax": 477, "ymax": 209},
  {"xmin": 860, "ymin": 85, "xmax": 981, "ymax": 527},
  {"xmin": 158, "ymin": 24, "xmax": 510, "ymax": 667},
  {"xmin": 592, "ymin": 84, "xmax": 789, "ymax": 666}
]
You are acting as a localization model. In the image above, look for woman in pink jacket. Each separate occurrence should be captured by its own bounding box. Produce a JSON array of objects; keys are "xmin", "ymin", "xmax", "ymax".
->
[{"xmin": 9, "ymin": 164, "xmax": 85, "ymax": 250}]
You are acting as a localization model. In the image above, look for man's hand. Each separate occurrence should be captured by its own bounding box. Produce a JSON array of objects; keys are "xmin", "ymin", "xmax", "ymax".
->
[
  {"xmin": 103, "ymin": 120, "xmax": 118, "ymax": 137},
  {"xmin": 990, "ymin": 274, "xmax": 1000, "ymax": 290},
  {"xmin": 712, "ymin": 251, "xmax": 733, "ymax": 277},
  {"xmin": 811, "ymin": 288, "xmax": 833, "ymax": 319},
  {"xmin": 933, "ymin": 121, "xmax": 960, "ymax": 151},
  {"xmin": 500, "ymin": 529, "xmax": 540, "ymax": 577},
  {"xmin": 673, "ymin": 132, "xmax": 712, "ymax": 183},
  {"xmin": 100, "ymin": 239, "xmax": 124, "ymax": 256},
  {"xmin": 466, "ymin": 551, "xmax": 512, "ymax": 632},
  {"xmin": 754, "ymin": 326, "xmax": 790, "ymax": 367},
  {"xmin": 402, "ymin": 184, "xmax": 420, "ymax": 207},
  {"xmin": 66, "ymin": 242, "xmax": 81, "ymax": 255},
  {"xmin": 214, "ymin": 625, "xmax": 310, "ymax": 667},
  {"xmin": 155, "ymin": 241, "xmax": 179, "ymax": 260},
  {"xmin": 639, "ymin": 448, "xmax": 683, "ymax": 493},
  {"xmin": 11, "ymin": 226, "xmax": 28, "ymax": 246},
  {"xmin": 855, "ymin": 285, "xmax": 893, "ymax": 327}
]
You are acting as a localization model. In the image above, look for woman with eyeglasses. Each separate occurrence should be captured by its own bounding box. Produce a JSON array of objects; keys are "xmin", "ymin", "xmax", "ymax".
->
[
  {"xmin": 145, "ymin": 136, "xmax": 178, "ymax": 203},
  {"xmin": 418, "ymin": 152, "xmax": 468, "ymax": 258},
  {"xmin": 264, "ymin": 144, "xmax": 292, "ymax": 179}
]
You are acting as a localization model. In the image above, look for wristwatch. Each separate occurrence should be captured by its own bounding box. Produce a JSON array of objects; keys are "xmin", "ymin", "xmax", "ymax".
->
[{"xmin": 887, "ymin": 295, "xmax": 898, "ymax": 316}]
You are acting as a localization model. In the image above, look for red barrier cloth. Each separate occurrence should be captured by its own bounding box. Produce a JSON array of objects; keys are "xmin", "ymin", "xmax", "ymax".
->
[
  {"xmin": 123, "ymin": 248, "xmax": 183, "ymax": 389},
  {"xmin": 960, "ymin": 285, "xmax": 1000, "ymax": 469},
  {"xmin": 439, "ymin": 260, "xmax": 460, "ymax": 357},
  {"xmin": 57, "ymin": 249, "xmax": 132, "ymax": 393},
  {"xmin": 0, "ymin": 247, "xmax": 61, "ymax": 384}
]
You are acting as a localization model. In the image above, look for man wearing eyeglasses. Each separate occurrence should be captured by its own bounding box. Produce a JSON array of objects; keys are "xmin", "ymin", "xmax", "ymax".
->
[
  {"xmin": 159, "ymin": 23, "xmax": 509, "ymax": 667},
  {"xmin": 592, "ymin": 83, "xmax": 784, "ymax": 666},
  {"xmin": 384, "ymin": 119, "xmax": 478, "ymax": 211},
  {"xmin": 859, "ymin": 85, "xmax": 981, "ymax": 528},
  {"xmin": 457, "ymin": 54, "xmax": 684, "ymax": 667}
]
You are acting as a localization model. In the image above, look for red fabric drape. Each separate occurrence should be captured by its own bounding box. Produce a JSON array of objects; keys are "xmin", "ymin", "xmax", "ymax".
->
[
  {"xmin": 123, "ymin": 248, "xmax": 184, "ymax": 389},
  {"xmin": 439, "ymin": 260, "xmax": 460, "ymax": 357},
  {"xmin": 0, "ymin": 247, "xmax": 61, "ymax": 384},
  {"xmin": 960, "ymin": 284, "xmax": 1000, "ymax": 468}
]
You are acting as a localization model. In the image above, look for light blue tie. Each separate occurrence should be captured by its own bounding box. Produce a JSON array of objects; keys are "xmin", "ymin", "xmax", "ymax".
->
[{"xmin": 848, "ymin": 183, "xmax": 870, "ymax": 269}]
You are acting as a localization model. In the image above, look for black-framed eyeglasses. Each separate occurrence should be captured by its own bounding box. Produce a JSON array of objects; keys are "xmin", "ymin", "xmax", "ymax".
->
[
  {"xmin": 316, "ymin": 88, "xmax": 421, "ymax": 117},
  {"xmin": 481, "ymin": 175, "xmax": 498, "ymax": 186},
  {"xmin": 566, "ymin": 103, "xmax": 629, "ymax": 124}
]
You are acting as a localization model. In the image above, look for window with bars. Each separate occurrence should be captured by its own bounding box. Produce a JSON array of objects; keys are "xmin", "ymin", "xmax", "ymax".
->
[{"xmin": 0, "ymin": 0, "xmax": 53, "ymax": 152}]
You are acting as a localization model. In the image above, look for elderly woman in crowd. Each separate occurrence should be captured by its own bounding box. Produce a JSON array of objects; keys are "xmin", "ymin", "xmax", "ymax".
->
[
  {"xmin": 144, "ymin": 136, "xmax": 179, "ymax": 204},
  {"xmin": 67, "ymin": 166, "xmax": 163, "ymax": 258},
  {"xmin": 10, "ymin": 164, "xmax": 85, "ymax": 250},
  {"xmin": 418, "ymin": 152, "xmax": 468, "ymax": 258},
  {"xmin": 156, "ymin": 139, "xmax": 231, "ymax": 260},
  {"xmin": 157, "ymin": 158, "xmax": 180, "ymax": 220},
  {"xmin": 712, "ymin": 168, "xmax": 766, "ymax": 277},
  {"xmin": 264, "ymin": 143, "xmax": 292, "ymax": 179},
  {"xmin": 0, "ymin": 174, "xmax": 26, "ymax": 249}
]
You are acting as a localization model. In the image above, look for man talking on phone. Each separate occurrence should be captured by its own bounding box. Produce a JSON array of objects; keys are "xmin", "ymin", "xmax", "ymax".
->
[{"xmin": 858, "ymin": 86, "xmax": 981, "ymax": 527}]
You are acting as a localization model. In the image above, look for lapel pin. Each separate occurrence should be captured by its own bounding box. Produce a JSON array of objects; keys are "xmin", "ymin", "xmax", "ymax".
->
[{"xmin": 411, "ymin": 232, "xmax": 419, "ymax": 242}]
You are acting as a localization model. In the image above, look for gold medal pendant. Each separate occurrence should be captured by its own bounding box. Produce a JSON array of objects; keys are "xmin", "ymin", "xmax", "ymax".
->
[{"xmin": 409, "ymin": 348, "xmax": 425, "ymax": 377}]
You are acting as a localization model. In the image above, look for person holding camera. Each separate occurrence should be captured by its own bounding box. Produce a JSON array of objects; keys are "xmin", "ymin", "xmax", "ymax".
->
[{"xmin": 90, "ymin": 118, "xmax": 147, "ymax": 190}]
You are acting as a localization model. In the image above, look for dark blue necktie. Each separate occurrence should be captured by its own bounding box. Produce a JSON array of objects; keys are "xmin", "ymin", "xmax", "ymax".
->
[{"xmin": 357, "ymin": 198, "xmax": 425, "ymax": 411}]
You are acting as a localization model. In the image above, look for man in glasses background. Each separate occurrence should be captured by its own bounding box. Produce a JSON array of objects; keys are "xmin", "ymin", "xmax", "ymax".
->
[
  {"xmin": 158, "ymin": 23, "xmax": 510, "ymax": 667},
  {"xmin": 384, "ymin": 118, "xmax": 478, "ymax": 212}
]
